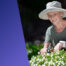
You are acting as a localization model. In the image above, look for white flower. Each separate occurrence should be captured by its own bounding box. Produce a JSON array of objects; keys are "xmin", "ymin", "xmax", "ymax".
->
[
  {"xmin": 43, "ymin": 57, "xmax": 45, "ymax": 59},
  {"xmin": 39, "ymin": 59, "xmax": 43, "ymax": 62},
  {"xmin": 42, "ymin": 63, "xmax": 45, "ymax": 66},
  {"xmin": 56, "ymin": 61, "xmax": 58, "ymax": 63},
  {"xmin": 36, "ymin": 58, "xmax": 39, "ymax": 61},
  {"xmin": 35, "ymin": 64, "xmax": 38, "ymax": 66},
  {"xmin": 38, "ymin": 52, "xmax": 40, "ymax": 54},
  {"xmin": 57, "ymin": 64, "xmax": 60, "ymax": 66},
  {"xmin": 59, "ymin": 58, "xmax": 62, "ymax": 60},
  {"xmin": 42, "ymin": 61, "xmax": 49, "ymax": 66},
  {"xmin": 51, "ymin": 52, "xmax": 53, "ymax": 57},
  {"xmin": 55, "ymin": 56, "xmax": 57, "ymax": 58},
  {"xmin": 47, "ymin": 53, "xmax": 50, "ymax": 56},
  {"xmin": 62, "ymin": 56, "xmax": 64, "ymax": 59},
  {"xmin": 29, "ymin": 60, "xmax": 32, "ymax": 63},
  {"xmin": 59, "ymin": 61, "xmax": 64, "ymax": 65},
  {"xmin": 45, "ymin": 61, "xmax": 48, "ymax": 64}
]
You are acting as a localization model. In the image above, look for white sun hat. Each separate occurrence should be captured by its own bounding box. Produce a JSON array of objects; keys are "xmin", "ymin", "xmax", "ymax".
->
[{"xmin": 39, "ymin": 1, "xmax": 66, "ymax": 20}]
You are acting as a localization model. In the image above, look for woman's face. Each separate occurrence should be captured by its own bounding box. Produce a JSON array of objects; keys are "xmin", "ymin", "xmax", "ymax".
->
[{"xmin": 47, "ymin": 11, "xmax": 63, "ymax": 25}]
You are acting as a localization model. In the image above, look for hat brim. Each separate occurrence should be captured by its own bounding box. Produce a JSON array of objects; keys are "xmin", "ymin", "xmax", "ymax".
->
[{"xmin": 39, "ymin": 7, "xmax": 66, "ymax": 20}]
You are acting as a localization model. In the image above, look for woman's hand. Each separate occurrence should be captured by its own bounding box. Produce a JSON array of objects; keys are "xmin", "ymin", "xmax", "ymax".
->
[
  {"xmin": 54, "ymin": 42, "xmax": 63, "ymax": 52},
  {"xmin": 40, "ymin": 42, "xmax": 50, "ymax": 56},
  {"xmin": 40, "ymin": 48, "xmax": 47, "ymax": 56}
]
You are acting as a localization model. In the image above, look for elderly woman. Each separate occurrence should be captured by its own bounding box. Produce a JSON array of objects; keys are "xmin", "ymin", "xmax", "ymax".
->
[{"xmin": 39, "ymin": 1, "xmax": 66, "ymax": 55}]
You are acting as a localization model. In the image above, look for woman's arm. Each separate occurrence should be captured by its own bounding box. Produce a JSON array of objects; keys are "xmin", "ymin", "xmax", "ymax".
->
[
  {"xmin": 54, "ymin": 41, "xmax": 66, "ymax": 51},
  {"xmin": 40, "ymin": 42, "xmax": 50, "ymax": 55}
]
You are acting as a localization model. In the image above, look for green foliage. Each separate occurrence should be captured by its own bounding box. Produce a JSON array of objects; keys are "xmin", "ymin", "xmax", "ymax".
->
[{"xmin": 26, "ymin": 42, "xmax": 43, "ymax": 60}]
